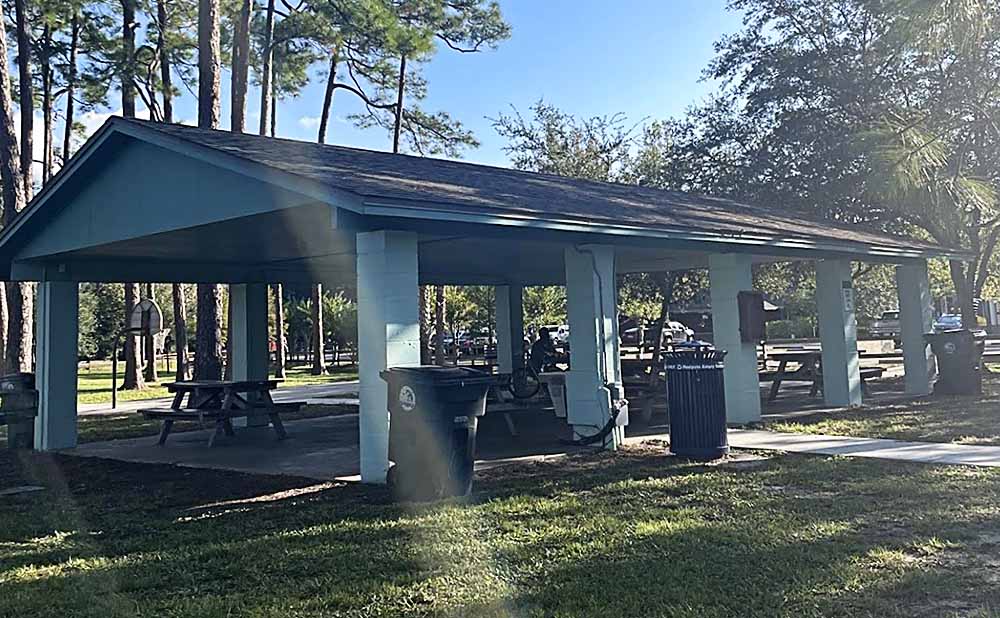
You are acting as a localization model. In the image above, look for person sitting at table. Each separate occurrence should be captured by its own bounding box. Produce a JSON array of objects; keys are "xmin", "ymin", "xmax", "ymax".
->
[{"xmin": 530, "ymin": 327, "xmax": 558, "ymax": 374}]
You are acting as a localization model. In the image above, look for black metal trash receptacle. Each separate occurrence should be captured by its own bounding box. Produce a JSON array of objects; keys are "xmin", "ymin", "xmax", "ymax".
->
[
  {"xmin": 925, "ymin": 329, "xmax": 987, "ymax": 395},
  {"xmin": 664, "ymin": 346, "xmax": 729, "ymax": 460},
  {"xmin": 0, "ymin": 373, "xmax": 37, "ymax": 449},
  {"xmin": 380, "ymin": 366, "xmax": 494, "ymax": 501}
]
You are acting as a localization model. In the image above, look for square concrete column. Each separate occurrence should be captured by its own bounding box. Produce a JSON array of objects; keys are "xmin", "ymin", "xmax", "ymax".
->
[
  {"xmin": 897, "ymin": 261, "xmax": 936, "ymax": 395},
  {"xmin": 230, "ymin": 283, "xmax": 270, "ymax": 427},
  {"xmin": 357, "ymin": 231, "xmax": 421, "ymax": 483},
  {"xmin": 495, "ymin": 284, "xmax": 524, "ymax": 374},
  {"xmin": 35, "ymin": 281, "xmax": 79, "ymax": 450},
  {"xmin": 708, "ymin": 253, "xmax": 762, "ymax": 424},
  {"xmin": 816, "ymin": 259, "xmax": 862, "ymax": 407},
  {"xmin": 564, "ymin": 245, "xmax": 627, "ymax": 448}
]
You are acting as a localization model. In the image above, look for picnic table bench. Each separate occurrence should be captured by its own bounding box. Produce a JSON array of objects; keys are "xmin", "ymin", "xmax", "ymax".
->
[{"xmin": 139, "ymin": 380, "xmax": 303, "ymax": 447}]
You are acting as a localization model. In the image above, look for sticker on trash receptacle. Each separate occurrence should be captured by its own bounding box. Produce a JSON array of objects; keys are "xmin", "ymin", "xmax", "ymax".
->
[
  {"xmin": 398, "ymin": 385, "xmax": 416, "ymax": 412},
  {"xmin": 944, "ymin": 342, "xmax": 957, "ymax": 355}
]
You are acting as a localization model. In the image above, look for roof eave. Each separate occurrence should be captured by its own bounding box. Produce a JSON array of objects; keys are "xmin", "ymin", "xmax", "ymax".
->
[{"xmin": 362, "ymin": 198, "xmax": 967, "ymax": 262}]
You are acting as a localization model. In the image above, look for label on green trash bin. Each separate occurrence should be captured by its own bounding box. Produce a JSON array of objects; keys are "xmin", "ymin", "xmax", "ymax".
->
[{"xmin": 399, "ymin": 385, "xmax": 416, "ymax": 412}]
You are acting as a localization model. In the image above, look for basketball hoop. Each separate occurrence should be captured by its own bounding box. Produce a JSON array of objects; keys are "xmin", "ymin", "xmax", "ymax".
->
[
  {"xmin": 128, "ymin": 299, "xmax": 164, "ymax": 336},
  {"xmin": 112, "ymin": 298, "xmax": 165, "ymax": 409}
]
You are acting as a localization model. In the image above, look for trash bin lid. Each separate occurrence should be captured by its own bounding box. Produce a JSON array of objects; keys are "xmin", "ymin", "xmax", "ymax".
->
[
  {"xmin": 380, "ymin": 366, "xmax": 495, "ymax": 386},
  {"xmin": 663, "ymin": 348, "xmax": 726, "ymax": 369}
]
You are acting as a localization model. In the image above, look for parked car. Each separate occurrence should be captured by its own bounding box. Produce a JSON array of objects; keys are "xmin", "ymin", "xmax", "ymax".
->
[
  {"xmin": 540, "ymin": 324, "xmax": 569, "ymax": 346},
  {"xmin": 870, "ymin": 310, "xmax": 900, "ymax": 339},
  {"xmin": 932, "ymin": 313, "xmax": 989, "ymax": 331},
  {"xmin": 933, "ymin": 314, "xmax": 964, "ymax": 332},
  {"xmin": 620, "ymin": 320, "xmax": 695, "ymax": 347}
]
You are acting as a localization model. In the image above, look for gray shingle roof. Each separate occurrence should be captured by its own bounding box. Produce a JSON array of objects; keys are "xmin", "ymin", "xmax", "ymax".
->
[{"xmin": 125, "ymin": 118, "xmax": 950, "ymax": 256}]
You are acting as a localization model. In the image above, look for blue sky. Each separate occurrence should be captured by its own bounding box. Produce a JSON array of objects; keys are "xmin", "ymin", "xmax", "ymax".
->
[{"xmin": 87, "ymin": 0, "xmax": 744, "ymax": 168}]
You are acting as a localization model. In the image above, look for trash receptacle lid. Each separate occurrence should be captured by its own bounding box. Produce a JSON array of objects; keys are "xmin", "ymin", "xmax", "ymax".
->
[
  {"xmin": 380, "ymin": 366, "xmax": 495, "ymax": 386},
  {"xmin": 663, "ymin": 349, "xmax": 726, "ymax": 369}
]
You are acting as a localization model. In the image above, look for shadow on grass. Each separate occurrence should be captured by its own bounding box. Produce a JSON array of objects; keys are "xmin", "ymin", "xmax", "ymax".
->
[
  {"xmin": 2, "ymin": 447, "xmax": 1000, "ymax": 617},
  {"xmin": 769, "ymin": 371, "xmax": 1000, "ymax": 446}
]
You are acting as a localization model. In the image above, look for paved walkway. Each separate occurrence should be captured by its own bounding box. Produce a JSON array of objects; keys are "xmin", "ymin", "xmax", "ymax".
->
[
  {"xmin": 77, "ymin": 381, "xmax": 360, "ymax": 416},
  {"xmin": 724, "ymin": 429, "xmax": 1000, "ymax": 468}
]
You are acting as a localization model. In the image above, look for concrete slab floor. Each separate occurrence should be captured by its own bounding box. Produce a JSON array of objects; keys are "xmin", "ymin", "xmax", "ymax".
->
[
  {"xmin": 71, "ymin": 403, "xmax": 1000, "ymax": 481},
  {"xmin": 66, "ymin": 408, "xmax": 592, "ymax": 481}
]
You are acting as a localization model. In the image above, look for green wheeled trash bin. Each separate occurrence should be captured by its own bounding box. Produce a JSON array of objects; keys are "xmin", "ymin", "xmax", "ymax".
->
[
  {"xmin": 381, "ymin": 367, "xmax": 495, "ymax": 501},
  {"xmin": 664, "ymin": 344, "xmax": 729, "ymax": 460},
  {"xmin": 925, "ymin": 329, "xmax": 986, "ymax": 395}
]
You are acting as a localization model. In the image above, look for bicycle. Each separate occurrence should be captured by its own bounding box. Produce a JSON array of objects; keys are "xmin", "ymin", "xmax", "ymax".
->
[{"xmin": 509, "ymin": 358, "xmax": 542, "ymax": 399}]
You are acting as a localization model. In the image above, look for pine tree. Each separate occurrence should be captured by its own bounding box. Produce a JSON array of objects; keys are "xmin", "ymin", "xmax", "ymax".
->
[{"xmin": 194, "ymin": 0, "xmax": 224, "ymax": 380}]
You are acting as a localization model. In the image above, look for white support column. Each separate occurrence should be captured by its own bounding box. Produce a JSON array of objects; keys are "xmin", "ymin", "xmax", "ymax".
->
[
  {"xmin": 816, "ymin": 259, "xmax": 862, "ymax": 407},
  {"xmin": 357, "ymin": 231, "xmax": 420, "ymax": 483},
  {"xmin": 709, "ymin": 253, "xmax": 762, "ymax": 424},
  {"xmin": 897, "ymin": 261, "xmax": 936, "ymax": 396},
  {"xmin": 35, "ymin": 281, "xmax": 79, "ymax": 451},
  {"xmin": 495, "ymin": 284, "xmax": 524, "ymax": 375},
  {"xmin": 564, "ymin": 245, "xmax": 627, "ymax": 448},
  {"xmin": 230, "ymin": 283, "xmax": 270, "ymax": 427}
]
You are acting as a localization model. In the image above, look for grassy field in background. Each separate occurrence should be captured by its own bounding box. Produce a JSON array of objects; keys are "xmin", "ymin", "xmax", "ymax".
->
[
  {"xmin": 3, "ymin": 445, "xmax": 1000, "ymax": 617},
  {"xmin": 76, "ymin": 361, "xmax": 358, "ymax": 406},
  {"xmin": 0, "ymin": 403, "xmax": 358, "ymax": 447},
  {"xmin": 768, "ymin": 369, "xmax": 1000, "ymax": 446}
]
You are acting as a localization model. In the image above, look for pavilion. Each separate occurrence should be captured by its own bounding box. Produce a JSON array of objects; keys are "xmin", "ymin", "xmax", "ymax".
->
[{"xmin": 0, "ymin": 118, "xmax": 960, "ymax": 483}]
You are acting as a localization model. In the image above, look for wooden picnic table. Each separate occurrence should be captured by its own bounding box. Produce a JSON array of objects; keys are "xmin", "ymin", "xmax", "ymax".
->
[
  {"xmin": 764, "ymin": 351, "xmax": 884, "ymax": 402},
  {"xmin": 140, "ymin": 379, "xmax": 301, "ymax": 447}
]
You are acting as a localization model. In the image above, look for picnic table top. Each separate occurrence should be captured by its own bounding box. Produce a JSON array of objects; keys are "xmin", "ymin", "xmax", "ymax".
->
[
  {"xmin": 768, "ymin": 350, "xmax": 822, "ymax": 361},
  {"xmin": 165, "ymin": 379, "xmax": 281, "ymax": 392}
]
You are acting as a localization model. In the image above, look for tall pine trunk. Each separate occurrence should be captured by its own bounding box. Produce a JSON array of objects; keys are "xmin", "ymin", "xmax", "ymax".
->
[
  {"xmin": 317, "ymin": 51, "xmax": 338, "ymax": 144},
  {"xmin": 122, "ymin": 283, "xmax": 144, "ymax": 389},
  {"xmin": 434, "ymin": 286, "xmax": 446, "ymax": 366},
  {"xmin": 0, "ymin": 2, "xmax": 24, "ymax": 375},
  {"xmin": 223, "ymin": 0, "xmax": 251, "ymax": 381},
  {"xmin": 648, "ymin": 273, "xmax": 675, "ymax": 387},
  {"xmin": 40, "ymin": 24, "xmax": 52, "ymax": 184},
  {"xmin": 13, "ymin": 0, "xmax": 31, "ymax": 199},
  {"xmin": 949, "ymin": 259, "xmax": 977, "ymax": 329},
  {"xmin": 172, "ymin": 283, "xmax": 188, "ymax": 381},
  {"xmin": 62, "ymin": 11, "xmax": 79, "ymax": 164},
  {"xmin": 224, "ymin": 293, "xmax": 233, "ymax": 380},
  {"xmin": 121, "ymin": 0, "xmax": 136, "ymax": 117},
  {"xmin": 157, "ymin": 0, "xmax": 186, "ymax": 382},
  {"xmin": 8, "ymin": 0, "xmax": 32, "ymax": 375},
  {"xmin": 270, "ymin": 94, "xmax": 276, "ymax": 136},
  {"xmin": 258, "ymin": 0, "xmax": 275, "ymax": 137},
  {"xmin": 419, "ymin": 286, "xmax": 430, "ymax": 364},
  {"xmin": 194, "ymin": 284, "xmax": 222, "ymax": 379},
  {"xmin": 273, "ymin": 283, "xmax": 286, "ymax": 378},
  {"xmin": 311, "ymin": 284, "xmax": 325, "ymax": 375},
  {"xmin": 195, "ymin": 0, "xmax": 224, "ymax": 379},
  {"xmin": 230, "ymin": 0, "xmax": 251, "ymax": 133},
  {"xmin": 119, "ymin": 1, "xmax": 143, "ymax": 388},
  {"xmin": 156, "ymin": 0, "xmax": 172, "ymax": 123},
  {"xmin": 392, "ymin": 55, "xmax": 406, "ymax": 153}
]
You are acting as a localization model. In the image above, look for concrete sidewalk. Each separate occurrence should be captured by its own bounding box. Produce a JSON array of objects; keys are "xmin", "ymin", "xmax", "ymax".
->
[
  {"xmin": 77, "ymin": 381, "xmax": 360, "ymax": 416},
  {"xmin": 725, "ymin": 429, "xmax": 1000, "ymax": 468},
  {"xmin": 627, "ymin": 429, "xmax": 1000, "ymax": 468}
]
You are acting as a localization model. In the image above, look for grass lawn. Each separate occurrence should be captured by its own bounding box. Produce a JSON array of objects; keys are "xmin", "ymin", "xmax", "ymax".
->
[
  {"xmin": 3, "ymin": 446, "xmax": 1000, "ymax": 617},
  {"xmin": 77, "ymin": 361, "xmax": 358, "ymax": 406},
  {"xmin": 0, "ymin": 403, "xmax": 358, "ymax": 447},
  {"xmin": 767, "ymin": 369, "xmax": 1000, "ymax": 446}
]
